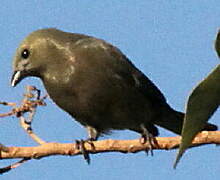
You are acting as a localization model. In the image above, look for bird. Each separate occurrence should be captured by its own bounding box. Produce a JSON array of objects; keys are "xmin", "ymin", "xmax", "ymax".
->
[
  {"xmin": 174, "ymin": 31, "xmax": 220, "ymax": 168},
  {"xmin": 11, "ymin": 28, "xmax": 217, "ymax": 155}
]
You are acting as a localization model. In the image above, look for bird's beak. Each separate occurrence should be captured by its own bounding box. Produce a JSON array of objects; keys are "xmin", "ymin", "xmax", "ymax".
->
[{"xmin": 11, "ymin": 71, "xmax": 23, "ymax": 87}]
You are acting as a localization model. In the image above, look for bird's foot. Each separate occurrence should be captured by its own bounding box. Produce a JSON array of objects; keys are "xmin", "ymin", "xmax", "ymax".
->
[
  {"xmin": 139, "ymin": 125, "xmax": 156, "ymax": 156},
  {"xmin": 139, "ymin": 134, "xmax": 155, "ymax": 156},
  {"xmin": 75, "ymin": 138, "xmax": 95, "ymax": 164},
  {"xmin": 0, "ymin": 143, "xmax": 9, "ymax": 153}
]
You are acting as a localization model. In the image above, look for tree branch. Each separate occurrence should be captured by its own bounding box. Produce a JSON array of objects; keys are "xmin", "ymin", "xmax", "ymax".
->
[
  {"xmin": 0, "ymin": 131, "xmax": 220, "ymax": 160},
  {"xmin": 0, "ymin": 86, "xmax": 219, "ymax": 174}
]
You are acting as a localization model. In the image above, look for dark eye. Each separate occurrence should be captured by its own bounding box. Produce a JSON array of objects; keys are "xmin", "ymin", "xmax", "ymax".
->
[{"xmin": 21, "ymin": 49, "xmax": 30, "ymax": 59}]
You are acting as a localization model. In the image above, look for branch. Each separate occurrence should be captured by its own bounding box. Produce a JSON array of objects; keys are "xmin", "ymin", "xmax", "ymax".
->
[
  {"xmin": 0, "ymin": 85, "xmax": 219, "ymax": 174},
  {"xmin": 0, "ymin": 131, "xmax": 219, "ymax": 160}
]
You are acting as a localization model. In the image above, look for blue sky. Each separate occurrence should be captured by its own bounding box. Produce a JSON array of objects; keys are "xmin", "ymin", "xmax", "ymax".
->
[{"xmin": 1, "ymin": 1, "xmax": 220, "ymax": 179}]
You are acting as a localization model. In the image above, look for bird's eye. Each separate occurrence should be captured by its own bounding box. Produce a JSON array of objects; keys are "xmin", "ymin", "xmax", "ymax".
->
[{"xmin": 21, "ymin": 49, "xmax": 30, "ymax": 59}]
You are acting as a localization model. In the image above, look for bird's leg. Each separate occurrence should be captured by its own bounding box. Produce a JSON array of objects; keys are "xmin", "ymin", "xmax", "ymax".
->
[
  {"xmin": 75, "ymin": 126, "xmax": 98, "ymax": 164},
  {"xmin": 140, "ymin": 124, "xmax": 154, "ymax": 156},
  {"xmin": 86, "ymin": 126, "xmax": 99, "ymax": 141},
  {"xmin": 75, "ymin": 139, "xmax": 91, "ymax": 164}
]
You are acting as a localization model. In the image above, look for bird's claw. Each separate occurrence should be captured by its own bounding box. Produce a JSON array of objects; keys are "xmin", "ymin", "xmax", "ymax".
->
[
  {"xmin": 139, "ymin": 125, "xmax": 156, "ymax": 156},
  {"xmin": 139, "ymin": 134, "xmax": 154, "ymax": 156},
  {"xmin": 75, "ymin": 139, "xmax": 95, "ymax": 164},
  {"xmin": 0, "ymin": 143, "xmax": 9, "ymax": 153}
]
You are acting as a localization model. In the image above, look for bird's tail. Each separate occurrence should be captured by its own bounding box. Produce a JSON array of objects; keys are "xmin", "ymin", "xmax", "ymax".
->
[{"xmin": 154, "ymin": 107, "xmax": 217, "ymax": 135}]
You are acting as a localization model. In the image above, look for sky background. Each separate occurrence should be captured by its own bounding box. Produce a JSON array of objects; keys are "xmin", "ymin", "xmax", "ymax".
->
[{"xmin": 0, "ymin": 1, "xmax": 220, "ymax": 179}]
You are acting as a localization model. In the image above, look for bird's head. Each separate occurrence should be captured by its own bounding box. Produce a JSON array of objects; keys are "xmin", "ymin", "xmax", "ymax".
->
[{"xmin": 11, "ymin": 28, "xmax": 70, "ymax": 87}]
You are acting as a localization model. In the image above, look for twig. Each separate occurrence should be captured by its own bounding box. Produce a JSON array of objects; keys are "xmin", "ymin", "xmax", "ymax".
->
[
  {"xmin": 20, "ymin": 116, "xmax": 46, "ymax": 145},
  {"xmin": 0, "ymin": 158, "xmax": 30, "ymax": 174},
  {"xmin": 18, "ymin": 86, "xmax": 47, "ymax": 145},
  {"xmin": 0, "ymin": 102, "xmax": 16, "ymax": 106},
  {"xmin": 0, "ymin": 85, "xmax": 47, "ymax": 174}
]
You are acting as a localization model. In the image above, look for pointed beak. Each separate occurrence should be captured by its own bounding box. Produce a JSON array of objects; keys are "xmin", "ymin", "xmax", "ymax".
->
[{"xmin": 11, "ymin": 71, "xmax": 22, "ymax": 87}]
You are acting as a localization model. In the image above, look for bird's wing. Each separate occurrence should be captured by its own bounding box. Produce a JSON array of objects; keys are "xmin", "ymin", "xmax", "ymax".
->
[
  {"xmin": 174, "ymin": 64, "xmax": 220, "ymax": 168},
  {"xmin": 72, "ymin": 37, "xmax": 167, "ymax": 105},
  {"xmin": 102, "ymin": 41, "xmax": 167, "ymax": 105}
]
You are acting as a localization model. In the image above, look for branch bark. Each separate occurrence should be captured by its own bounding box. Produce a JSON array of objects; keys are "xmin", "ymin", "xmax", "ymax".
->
[{"xmin": 1, "ymin": 130, "xmax": 219, "ymax": 160}]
